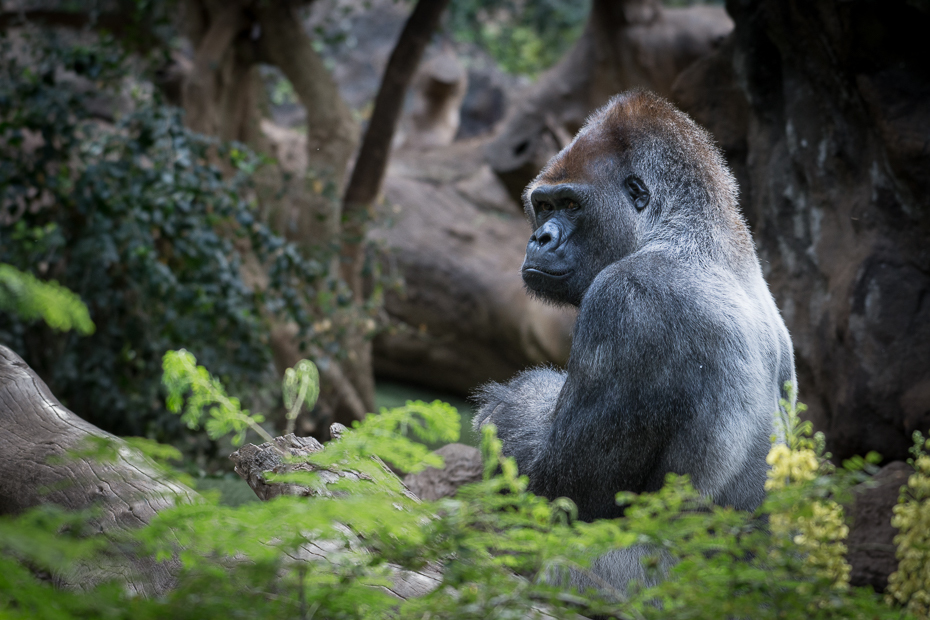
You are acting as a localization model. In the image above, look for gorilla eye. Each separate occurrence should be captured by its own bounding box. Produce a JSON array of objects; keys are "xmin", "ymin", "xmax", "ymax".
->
[
  {"xmin": 539, "ymin": 202, "xmax": 554, "ymax": 213},
  {"xmin": 567, "ymin": 201, "xmax": 579, "ymax": 211},
  {"xmin": 625, "ymin": 176, "xmax": 650, "ymax": 211}
]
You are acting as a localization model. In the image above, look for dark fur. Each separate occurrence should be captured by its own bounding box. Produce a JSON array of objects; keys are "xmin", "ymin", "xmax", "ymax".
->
[{"xmin": 474, "ymin": 91, "xmax": 794, "ymax": 584}]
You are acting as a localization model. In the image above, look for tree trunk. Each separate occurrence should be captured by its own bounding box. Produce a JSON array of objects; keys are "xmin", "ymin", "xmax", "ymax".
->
[
  {"xmin": 330, "ymin": 0, "xmax": 452, "ymax": 421},
  {"xmin": 0, "ymin": 345, "xmax": 195, "ymax": 595},
  {"xmin": 179, "ymin": 0, "xmax": 373, "ymax": 429},
  {"xmin": 254, "ymin": 0, "xmax": 360, "ymax": 250},
  {"xmin": 673, "ymin": 0, "xmax": 930, "ymax": 463},
  {"xmin": 342, "ymin": 0, "xmax": 455, "ymax": 294}
]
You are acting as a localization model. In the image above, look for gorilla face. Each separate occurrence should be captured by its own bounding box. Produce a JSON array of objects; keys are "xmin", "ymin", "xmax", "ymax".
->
[
  {"xmin": 521, "ymin": 182, "xmax": 589, "ymax": 306},
  {"xmin": 521, "ymin": 155, "xmax": 651, "ymax": 307}
]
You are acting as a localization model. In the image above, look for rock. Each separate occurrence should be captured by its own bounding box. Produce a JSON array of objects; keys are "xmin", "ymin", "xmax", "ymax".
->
[
  {"xmin": 403, "ymin": 443, "xmax": 484, "ymax": 501},
  {"xmin": 847, "ymin": 461, "xmax": 910, "ymax": 591}
]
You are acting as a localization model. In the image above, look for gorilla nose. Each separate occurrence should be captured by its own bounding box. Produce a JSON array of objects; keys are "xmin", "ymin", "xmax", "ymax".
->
[{"xmin": 531, "ymin": 221, "xmax": 562, "ymax": 248}]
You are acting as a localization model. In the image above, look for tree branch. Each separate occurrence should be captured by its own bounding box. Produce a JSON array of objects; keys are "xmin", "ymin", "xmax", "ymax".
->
[
  {"xmin": 340, "ymin": 0, "xmax": 452, "ymax": 299},
  {"xmin": 253, "ymin": 1, "xmax": 359, "ymax": 247}
]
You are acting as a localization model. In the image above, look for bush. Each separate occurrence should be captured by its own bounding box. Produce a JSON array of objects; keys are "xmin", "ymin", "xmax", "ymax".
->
[
  {"xmin": 0, "ymin": 31, "xmax": 322, "ymax": 440},
  {"xmin": 887, "ymin": 432, "xmax": 930, "ymax": 616},
  {"xmin": 0, "ymin": 263, "xmax": 94, "ymax": 335},
  {"xmin": 0, "ymin": 366, "xmax": 923, "ymax": 619}
]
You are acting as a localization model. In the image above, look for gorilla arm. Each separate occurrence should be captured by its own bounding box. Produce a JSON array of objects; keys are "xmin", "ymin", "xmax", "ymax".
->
[{"xmin": 473, "ymin": 366, "xmax": 566, "ymax": 479}]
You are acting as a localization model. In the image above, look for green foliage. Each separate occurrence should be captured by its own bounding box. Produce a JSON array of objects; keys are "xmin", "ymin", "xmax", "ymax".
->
[
  {"xmin": 0, "ymin": 373, "xmax": 922, "ymax": 618},
  {"xmin": 0, "ymin": 263, "xmax": 94, "ymax": 334},
  {"xmin": 163, "ymin": 349, "xmax": 276, "ymax": 445},
  {"xmin": 282, "ymin": 359, "xmax": 320, "ymax": 435},
  {"xmin": 310, "ymin": 399, "xmax": 460, "ymax": 476},
  {"xmin": 887, "ymin": 432, "xmax": 930, "ymax": 616},
  {"xmin": 163, "ymin": 348, "xmax": 456, "ymax": 474},
  {"xmin": 448, "ymin": 0, "xmax": 591, "ymax": 76},
  {"xmin": 0, "ymin": 505, "xmax": 108, "ymax": 580},
  {"xmin": 0, "ymin": 32, "xmax": 323, "ymax": 439}
]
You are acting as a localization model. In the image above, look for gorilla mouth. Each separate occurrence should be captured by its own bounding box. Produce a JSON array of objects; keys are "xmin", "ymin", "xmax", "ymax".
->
[{"xmin": 524, "ymin": 267, "xmax": 572, "ymax": 279}]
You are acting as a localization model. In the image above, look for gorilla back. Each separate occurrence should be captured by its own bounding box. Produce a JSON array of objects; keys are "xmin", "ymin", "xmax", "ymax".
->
[{"xmin": 475, "ymin": 90, "xmax": 795, "ymax": 522}]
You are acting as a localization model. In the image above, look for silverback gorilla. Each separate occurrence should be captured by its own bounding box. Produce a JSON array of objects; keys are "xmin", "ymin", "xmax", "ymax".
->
[{"xmin": 474, "ymin": 90, "xmax": 795, "ymax": 526}]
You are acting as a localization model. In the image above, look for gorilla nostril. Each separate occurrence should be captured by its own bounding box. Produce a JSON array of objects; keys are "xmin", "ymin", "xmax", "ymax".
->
[{"xmin": 537, "ymin": 231, "xmax": 552, "ymax": 246}]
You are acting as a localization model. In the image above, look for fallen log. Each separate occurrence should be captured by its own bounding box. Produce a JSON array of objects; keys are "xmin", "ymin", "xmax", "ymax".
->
[
  {"xmin": 0, "ymin": 345, "xmax": 193, "ymax": 594},
  {"xmin": 0, "ymin": 344, "xmax": 442, "ymax": 599},
  {"xmin": 228, "ymin": 427, "xmax": 442, "ymax": 599}
]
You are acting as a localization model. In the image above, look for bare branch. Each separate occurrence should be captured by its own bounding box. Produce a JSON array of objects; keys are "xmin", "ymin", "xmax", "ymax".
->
[{"xmin": 340, "ymin": 0, "xmax": 452, "ymax": 299}]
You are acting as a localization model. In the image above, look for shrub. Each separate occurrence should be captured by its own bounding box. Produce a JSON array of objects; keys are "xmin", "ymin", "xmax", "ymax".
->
[
  {"xmin": 887, "ymin": 432, "xmax": 930, "ymax": 616},
  {"xmin": 0, "ymin": 31, "xmax": 322, "ymax": 439},
  {"xmin": 0, "ymin": 263, "xmax": 94, "ymax": 335},
  {"xmin": 0, "ymin": 367, "xmax": 923, "ymax": 619}
]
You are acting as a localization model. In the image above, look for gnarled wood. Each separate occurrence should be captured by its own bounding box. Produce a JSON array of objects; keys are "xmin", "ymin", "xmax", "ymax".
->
[
  {"xmin": 228, "ymin": 427, "xmax": 418, "ymax": 503},
  {"xmin": 0, "ymin": 345, "xmax": 195, "ymax": 595}
]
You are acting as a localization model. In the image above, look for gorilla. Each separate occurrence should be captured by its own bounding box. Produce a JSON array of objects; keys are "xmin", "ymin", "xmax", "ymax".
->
[{"xmin": 474, "ymin": 90, "xmax": 795, "ymax": 526}]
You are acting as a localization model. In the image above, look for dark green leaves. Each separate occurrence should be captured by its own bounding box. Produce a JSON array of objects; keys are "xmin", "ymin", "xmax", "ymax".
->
[{"xmin": 0, "ymin": 32, "xmax": 323, "ymax": 439}]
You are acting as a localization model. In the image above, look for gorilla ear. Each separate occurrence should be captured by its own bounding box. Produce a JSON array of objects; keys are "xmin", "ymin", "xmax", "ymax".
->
[{"xmin": 625, "ymin": 176, "xmax": 650, "ymax": 211}]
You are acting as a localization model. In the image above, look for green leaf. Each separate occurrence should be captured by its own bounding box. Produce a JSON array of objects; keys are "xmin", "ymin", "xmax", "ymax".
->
[{"xmin": 0, "ymin": 264, "xmax": 94, "ymax": 334}]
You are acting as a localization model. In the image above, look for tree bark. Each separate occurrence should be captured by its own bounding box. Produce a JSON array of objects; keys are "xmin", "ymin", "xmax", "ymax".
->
[
  {"xmin": 254, "ymin": 0, "xmax": 360, "ymax": 249},
  {"xmin": 0, "ymin": 345, "xmax": 195, "ymax": 595},
  {"xmin": 672, "ymin": 0, "xmax": 930, "ymax": 463}
]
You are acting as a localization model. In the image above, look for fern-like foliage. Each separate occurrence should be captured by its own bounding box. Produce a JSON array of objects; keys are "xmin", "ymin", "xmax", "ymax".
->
[
  {"xmin": 0, "ymin": 264, "xmax": 94, "ymax": 334},
  {"xmin": 0, "ymin": 374, "xmax": 922, "ymax": 619}
]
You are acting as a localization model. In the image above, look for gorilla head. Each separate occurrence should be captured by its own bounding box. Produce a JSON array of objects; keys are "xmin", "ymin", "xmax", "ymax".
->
[{"xmin": 521, "ymin": 90, "xmax": 749, "ymax": 307}]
